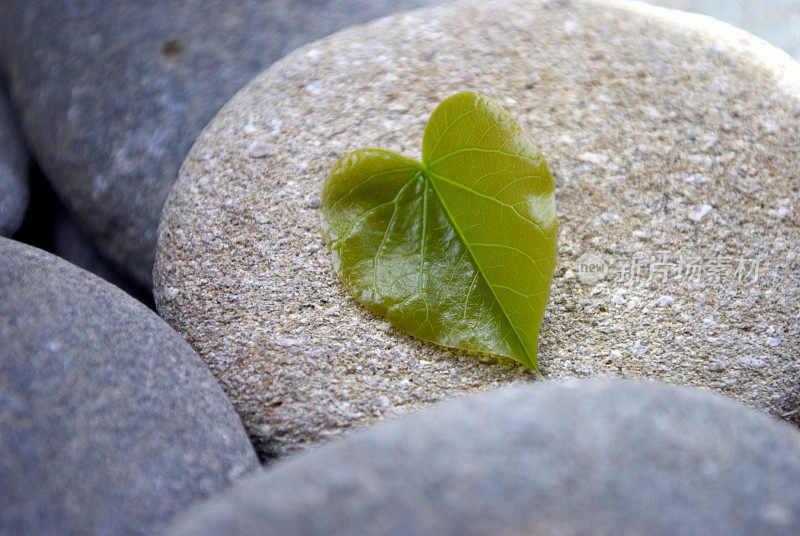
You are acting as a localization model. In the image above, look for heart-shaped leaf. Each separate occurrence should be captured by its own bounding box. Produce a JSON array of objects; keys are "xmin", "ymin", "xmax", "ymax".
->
[{"xmin": 320, "ymin": 92, "xmax": 557, "ymax": 371}]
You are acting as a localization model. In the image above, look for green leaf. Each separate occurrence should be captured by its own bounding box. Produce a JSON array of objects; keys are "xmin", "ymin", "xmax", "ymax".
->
[{"xmin": 320, "ymin": 92, "xmax": 557, "ymax": 371}]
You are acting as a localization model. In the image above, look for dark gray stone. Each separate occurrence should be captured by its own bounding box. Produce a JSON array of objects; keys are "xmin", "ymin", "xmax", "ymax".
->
[
  {"xmin": 166, "ymin": 379, "xmax": 800, "ymax": 536},
  {"xmin": 0, "ymin": 0, "xmax": 440, "ymax": 286},
  {"xmin": 0, "ymin": 237, "xmax": 259, "ymax": 536},
  {"xmin": 51, "ymin": 205, "xmax": 154, "ymax": 307},
  {"xmin": 0, "ymin": 86, "xmax": 28, "ymax": 237}
]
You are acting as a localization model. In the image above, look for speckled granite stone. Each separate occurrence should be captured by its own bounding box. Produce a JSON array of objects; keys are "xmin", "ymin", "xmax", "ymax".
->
[
  {"xmin": 165, "ymin": 379, "xmax": 800, "ymax": 536},
  {"xmin": 155, "ymin": 0, "xmax": 800, "ymax": 459},
  {"xmin": 0, "ymin": 237, "xmax": 259, "ymax": 535},
  {"xmin": 0, "ymin": 87, "xmax": 28, "ymax": 237},
  {"xmin": 0, "ymin": 0, "xmax": 441, "ymax": 286}
]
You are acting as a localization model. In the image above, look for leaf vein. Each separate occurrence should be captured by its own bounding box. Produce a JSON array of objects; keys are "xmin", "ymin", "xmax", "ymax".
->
[
  {"xmin": 427, "ymin": 171, "xmax": 547, "ymax": 235},
  {"xmin": 426, "ymin": 147, "xmax": 542, "ymax": 168}
]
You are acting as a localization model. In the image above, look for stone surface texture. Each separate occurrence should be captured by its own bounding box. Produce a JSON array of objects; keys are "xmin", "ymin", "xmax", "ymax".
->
[
  {"xmin": 155, "ymin": 0, "xmax": 800, "ymax": 458},
  {"xmin": 165, "ymin": 379, "xmax": 800, "ymax": 536},
  {"xmin": 0, "ymin": 0, "xmax": 441, "ymax": 286},
  {"xmin": 0, "ymin": 87, "xmax": 28, "ymax": 237},
  {"xmin": 0, "ymin": 237, "xmax": 259, "ymax": 536}
]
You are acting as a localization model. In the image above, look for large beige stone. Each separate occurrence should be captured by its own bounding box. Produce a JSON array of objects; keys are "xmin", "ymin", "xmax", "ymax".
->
[{"xmin": 155, "ymin": 0, "xmax": 800, "ymax": 458}]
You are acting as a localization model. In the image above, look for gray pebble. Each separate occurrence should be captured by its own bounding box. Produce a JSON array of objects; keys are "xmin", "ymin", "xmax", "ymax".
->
[
  {"xmin": 0, "ymin": 237, "xmax": 258, "ymax": 536},
  {"xmin": 165, "ymin": 379, "xmax": 800, "ymax": 536}
]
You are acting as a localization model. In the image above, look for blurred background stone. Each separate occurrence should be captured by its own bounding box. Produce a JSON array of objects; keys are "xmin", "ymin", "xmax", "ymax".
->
[
  {"xmin": 0, "ymin": 0, "xmax": 442, "ymax": 288},
  {"xmin": 0, "ymin": 85, "xmax": 29, "ymax": 237},
  {"xmin": 50, "ymin": 205, "xmax": 154, "ymax": 306},
  {"xmin": 10, "ymin": 163, "xmax": 153, "ymax": 306},
  {"xmin": 642, "ymin": 0, "xmax": 800, "ymax": 59}
]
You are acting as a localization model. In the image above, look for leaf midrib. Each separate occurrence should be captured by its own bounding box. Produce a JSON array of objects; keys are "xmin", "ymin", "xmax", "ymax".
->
[
  {"xmin": 427, "ymin": 169, "xmax": 548, "ymax": 236},
  {"xmin": 420, "ymin": 164, "xmax": 536, "ymax": 370}
]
